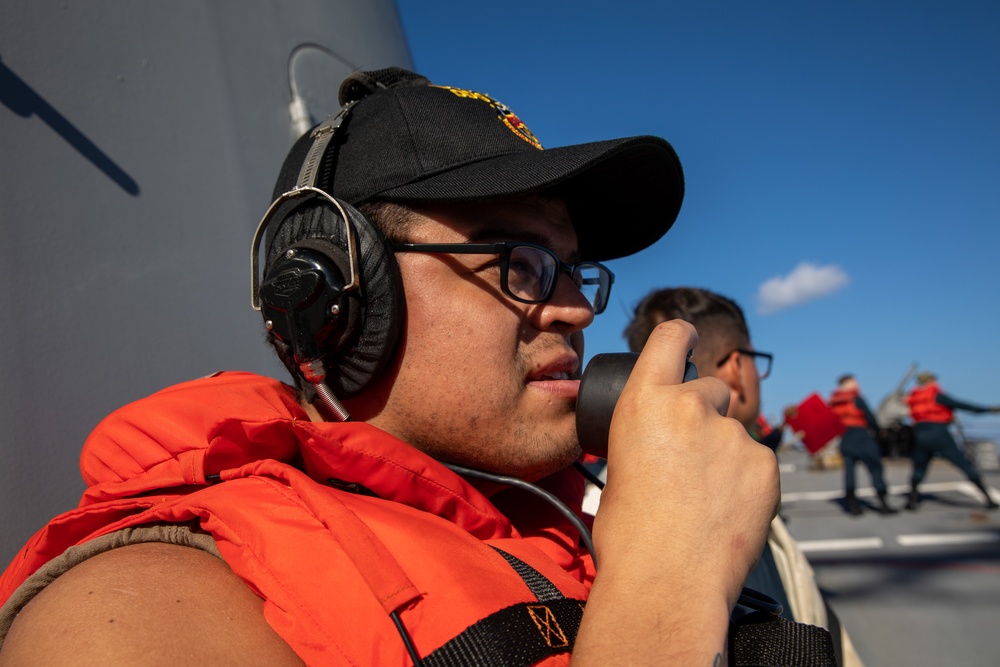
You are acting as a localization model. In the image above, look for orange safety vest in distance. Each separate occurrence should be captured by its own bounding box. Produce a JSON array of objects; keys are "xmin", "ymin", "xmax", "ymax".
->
[
  {"xmin": 0, "ymin": 372, "xmax": 594, "ymax": 666},
  {"xmin": 829, "ymin": 389, "xmax": 868, "ymax": 429},
  {"xmin": 906, "ymin": 382, "xmax": 954, "ymax": 424},
  {"xmin": 755, "ymin": 414, "xmax": 774, "ymax": 437}
]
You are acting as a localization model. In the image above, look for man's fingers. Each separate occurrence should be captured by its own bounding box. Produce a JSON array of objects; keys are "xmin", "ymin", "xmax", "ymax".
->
[
  {"xmin": 622, "ymin": 319, "xmax": 730, "ymax": 417},
  {"xmin": 629, "ymin": 320, "xmax": 697, "ymax": 388}
]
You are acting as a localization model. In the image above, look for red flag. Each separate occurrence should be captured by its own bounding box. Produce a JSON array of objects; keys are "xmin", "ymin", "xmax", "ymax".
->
[{"xmin": 785, "ymin": 393, "xmax": 845, "ymax": 454}]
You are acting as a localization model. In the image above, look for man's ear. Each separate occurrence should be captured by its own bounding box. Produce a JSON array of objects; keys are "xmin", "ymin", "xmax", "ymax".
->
[{"xmin": 717, "ymin": 351, "xmax": 750, "ymax": 402}]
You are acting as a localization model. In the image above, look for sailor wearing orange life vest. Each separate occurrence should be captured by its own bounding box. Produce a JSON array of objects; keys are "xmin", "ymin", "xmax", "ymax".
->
[
  {"xmin": 829, "ymin": 374, "xmax": 897, "ymax": 516},
  {"xmin": 904, "ymin": 371, "xmax": 1000, "ymax": 511},
  {"xmin": 0, "ymin": 67, "xmax": 791, "ymax": 666}
]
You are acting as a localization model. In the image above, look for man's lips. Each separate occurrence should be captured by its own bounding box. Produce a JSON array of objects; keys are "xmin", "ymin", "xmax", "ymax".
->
[
  {"xmin": 527, "ymin": 362, "xmax": 581, "ymax": 398},
  {"xmin": 526, "ymin": 377, "xmax": 580, "ymax": 398},
  {"xmin": 527, "ymin": 355, "xmax": 579, "ymax": 383},
  {"xmin": 532, "ymin": 370, "xmax": 572, "ymax": 381}
]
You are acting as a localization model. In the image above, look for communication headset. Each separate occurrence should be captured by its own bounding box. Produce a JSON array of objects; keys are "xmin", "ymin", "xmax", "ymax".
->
[{"xmin": 250, "ymin": 103, "xmax": 405, "ymax": 420}]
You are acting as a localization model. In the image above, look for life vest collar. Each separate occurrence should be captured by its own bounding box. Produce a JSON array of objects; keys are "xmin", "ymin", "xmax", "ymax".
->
[{"xmin": 78, "ymin": 371, "xmax": 513, "ymax": 538}]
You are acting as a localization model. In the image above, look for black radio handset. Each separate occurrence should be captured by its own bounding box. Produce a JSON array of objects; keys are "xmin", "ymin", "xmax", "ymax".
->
[
  {"xmin": 576, "ymin": 352, "xmax": 698, "ymax": 459},
  {"xmin": 574, "ymin": 353, "xmax": 787, "ymax": 619}
]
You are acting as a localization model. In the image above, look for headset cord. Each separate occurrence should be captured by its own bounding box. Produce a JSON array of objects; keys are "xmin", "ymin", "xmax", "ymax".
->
[
  {"xmin": 390, "ymin": 610, "xmax": 424, "ymax": 667},
  {"xmin": 311, "ymin": 380, "xmax": 351, "ymax": 421},
  {"xmin": 444, "ymin": 462, "xmax": 598, "ymax": 569},
  {"xmin": 573, "ymin": 460, "xmax": 605, "ymax": 490}
]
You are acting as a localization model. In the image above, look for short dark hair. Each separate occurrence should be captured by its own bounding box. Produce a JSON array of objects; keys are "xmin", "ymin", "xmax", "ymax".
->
[
  {"xmin": 356, "ymin": 200, "xmax": 419, "ymax": 244},
  {"xmin": 624, "ymin": 287, "xmax": 750, "ymax": 371},
  {"xmin": 837, "ymin": 373, "xmax": 855, "ymax": 386}
]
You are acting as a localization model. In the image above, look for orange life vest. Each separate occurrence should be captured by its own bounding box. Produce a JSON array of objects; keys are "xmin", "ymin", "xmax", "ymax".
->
[
  {"xmin": 906, "ymin": 382, "xmax": 953, "ymax": 424},
  {"xmin": 0, "ymin": 372, "xmax": 594, "ymax": 666},
  {"xmin": 755, "ymin": 414, "xmax": 774, "ymax": 437},
  {"xmin": 829, "ymin": 388, "xmax": 868, "ymax": 429}
]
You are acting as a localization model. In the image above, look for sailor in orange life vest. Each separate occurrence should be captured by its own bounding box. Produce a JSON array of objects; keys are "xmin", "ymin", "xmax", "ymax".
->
[
  {"xmin": 829, "ymin": 374, "xmax": 898, "ymax": 516},
  {"xmin": 0, "ymin": 68, "xmax": 786, "ymax": 665},
  {"xmin": 904, "ymin": 370, "xmax": 1000, "ymax": 511}
]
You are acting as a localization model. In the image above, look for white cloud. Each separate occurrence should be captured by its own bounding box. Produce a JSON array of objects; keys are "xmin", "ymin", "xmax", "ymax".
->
[{"xmin": 756, "ymin": 262, "xmax": 850, "ymax": 314}]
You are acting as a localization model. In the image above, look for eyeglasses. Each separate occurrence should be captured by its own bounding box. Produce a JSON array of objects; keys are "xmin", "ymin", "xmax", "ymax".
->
[
  {"xmin": 391, "ymin": 242, "xmax": 615, "ymax": 314},
  {"xmin": 716, "ymin": 348, "xmax": 773, "ymax": 380}
]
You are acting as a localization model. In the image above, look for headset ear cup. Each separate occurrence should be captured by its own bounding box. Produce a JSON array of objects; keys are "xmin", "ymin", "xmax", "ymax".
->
[
  {"xmin": 331, "ymin": 203, "xmax": 405, "ymax": 397},
  {"xmin": 261, "ymin": 195, "xmax": 404, "ymax": 398}
]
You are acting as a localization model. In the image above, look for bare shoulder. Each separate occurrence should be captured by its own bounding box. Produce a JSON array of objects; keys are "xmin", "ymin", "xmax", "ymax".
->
[{"xmin": 0, "ymin": 542, "xmax": 303, "ymax": 666}]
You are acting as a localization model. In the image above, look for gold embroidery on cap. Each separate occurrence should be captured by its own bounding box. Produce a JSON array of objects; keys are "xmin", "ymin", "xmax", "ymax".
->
[
  {"xmin": 434, "ymin": 85, "xmax": 543, "ymax": 150},
  {"xmin": 526, "ymin": 605, "xmax": 569, "ymax": 648}
]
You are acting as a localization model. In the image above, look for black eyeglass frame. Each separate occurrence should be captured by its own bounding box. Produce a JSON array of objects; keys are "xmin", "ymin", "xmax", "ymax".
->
[
  {"xmin": 391, "ymin": 241, "xmax": 615, "ymax": 314},
  {"xmin": 716, "ymin": 348, "xmax": 773, "ymax": 379}
]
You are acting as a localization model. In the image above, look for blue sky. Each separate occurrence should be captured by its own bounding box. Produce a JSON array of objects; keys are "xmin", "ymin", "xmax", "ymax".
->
[{"xmin": 396, "ymin": 1, "xmax": 1000, "ymax": 439}]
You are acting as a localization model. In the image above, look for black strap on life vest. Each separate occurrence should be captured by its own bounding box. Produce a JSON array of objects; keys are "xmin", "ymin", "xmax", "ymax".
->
[
  {"xmin": 419, "ymin": 547, "xmax": 583, "ymax": 667},
  {"xmin": 731, "ymin": 610, "xmax": 837, "ymax": 667},
  {"xmin": 489, "ymin": 546, "xmax": 565, "ymax": 602},
  {"xmin": 402, "ymin": 547, "xmax": 838, "ymax": 667},
  {"xmin": 421, "ymin": 597, "xmax": 584, "ymax": 667}
]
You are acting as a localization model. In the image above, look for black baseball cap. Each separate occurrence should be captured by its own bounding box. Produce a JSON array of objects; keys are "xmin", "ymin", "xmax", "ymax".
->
[{"xmin": 274, "ymin": 67, "xmax": 684, "ymax": 261}]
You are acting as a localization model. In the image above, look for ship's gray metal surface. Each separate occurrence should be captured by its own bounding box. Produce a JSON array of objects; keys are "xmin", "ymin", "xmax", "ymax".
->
[
  {"xmin": 0, "ymin": 0, "xmax": 412, "ymax": 565},
  {"xmin": 777, "ymin": 447, "xmax": 1000, "ymax": 667}
]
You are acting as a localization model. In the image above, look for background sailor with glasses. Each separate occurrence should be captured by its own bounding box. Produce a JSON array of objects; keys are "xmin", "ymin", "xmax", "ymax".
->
[{"xmin": 624, "ymin": 286, "xmax": 867, "ymax": 667}]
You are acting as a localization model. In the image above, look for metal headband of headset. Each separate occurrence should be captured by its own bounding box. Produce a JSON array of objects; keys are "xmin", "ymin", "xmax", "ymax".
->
[{"xmin": 250, "ymin": 103, "xmax": 359, "ymax": 311}]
